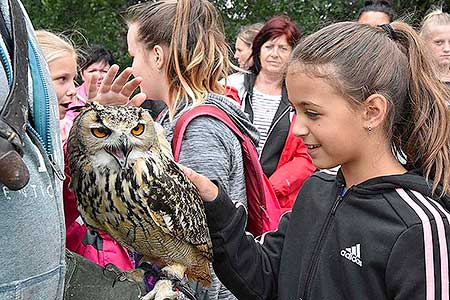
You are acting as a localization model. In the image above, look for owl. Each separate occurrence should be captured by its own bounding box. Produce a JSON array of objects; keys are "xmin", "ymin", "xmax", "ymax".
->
[{"xmin": 67, "ymin": 103, "xmax": 212, "ymax": 298}]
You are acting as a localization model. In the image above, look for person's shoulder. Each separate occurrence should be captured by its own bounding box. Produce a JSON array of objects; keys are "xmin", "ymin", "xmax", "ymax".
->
[
  {"xmin": 186, "ymin": 113, "xmax": 237, "ymax": 139},
  {"xmin": 298, "ymin": 168, "xmax": 337, "ymax": 192},
  {"xmin": 226, "ymin": 72, "xmax": 245, "ymax": 89}
]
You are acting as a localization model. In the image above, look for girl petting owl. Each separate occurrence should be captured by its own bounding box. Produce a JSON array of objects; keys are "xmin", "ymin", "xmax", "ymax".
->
[
  {"xmin": 85, "ymin": 0, "xmax": 257, "ymax": 299},
  {"xmin": 124, "ymin": 1, "xmax": 258, "ymax": 299},
  {"xmin": 186, "ymin": 21, "xmax": 450, "ymax": 300}
]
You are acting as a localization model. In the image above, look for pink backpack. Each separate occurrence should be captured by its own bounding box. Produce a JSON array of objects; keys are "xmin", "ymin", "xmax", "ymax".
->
[{"xmin": 173, "ymin": 105, "xmax": 282, "ymax": 236}]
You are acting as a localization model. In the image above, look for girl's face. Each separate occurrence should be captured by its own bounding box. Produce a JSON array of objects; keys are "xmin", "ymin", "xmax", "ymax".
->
[
  {"xmin": 48, "ymin": 54, "xmax": 77, "ymax": 120},
  {"xmin": 127, "ymin": 23, "xmax": 165, "ymax": 101},
  {"xmin": 234, "ymin": 37, "xmax": 252, "ymax": 69},
  {"xmin": 81, "ymin": 61, "xmax": 110, "ymax": 88},
  {"xmin": 424, "ymin": 25, "xmax": 450, "ymax": 68},
  {"xmin": 259, "ymin": 34, "xmax": 292, "ymax": 75},
  {"xmin": 286, "ymin": 69, "xmax": 367, "ymax": 170}
]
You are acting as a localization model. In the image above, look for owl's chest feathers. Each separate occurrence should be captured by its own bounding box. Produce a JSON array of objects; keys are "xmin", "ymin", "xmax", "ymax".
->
[{"xmin": 77, "ymin": 155, "xmax": 169, "ymax": 221}]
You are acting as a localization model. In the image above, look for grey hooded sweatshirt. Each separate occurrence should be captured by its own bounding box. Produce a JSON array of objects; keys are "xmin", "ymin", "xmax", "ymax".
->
[
  {"xmin": 159, "ymin": 93, "xmax": 259, "ymax": 209},
  {"xmin": 159, "ymin": 93, "xmax": 259, "ymax": 300}
]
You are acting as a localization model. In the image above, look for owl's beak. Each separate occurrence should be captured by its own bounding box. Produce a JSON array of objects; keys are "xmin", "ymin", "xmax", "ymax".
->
[{"xmin": 106, "ymin": 141, "xmax": 131, "ymax": 169}]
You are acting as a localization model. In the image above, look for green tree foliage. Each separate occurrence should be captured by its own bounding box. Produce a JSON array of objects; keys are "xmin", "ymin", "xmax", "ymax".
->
[
  {"xmin": 22, "ymin": 0, "xmax": 140, "ymax": 68},
  {"xmin": 22, "ymin": 0, "xmax": 448, "ymax": 69},
  {"xmin": 219, "ymin": 0, "xmax": 447, "ymax": 40}
]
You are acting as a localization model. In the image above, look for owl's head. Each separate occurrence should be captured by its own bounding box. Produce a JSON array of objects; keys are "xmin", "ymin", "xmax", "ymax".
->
[{"xmin": 68, "ymin": 102, "xmax": 159, "ymax": 170}]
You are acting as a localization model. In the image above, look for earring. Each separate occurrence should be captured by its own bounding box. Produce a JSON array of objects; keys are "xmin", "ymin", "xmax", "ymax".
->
[{"xmin": 368, "ymin": 125, "xmax": 372, "ymax": 133}]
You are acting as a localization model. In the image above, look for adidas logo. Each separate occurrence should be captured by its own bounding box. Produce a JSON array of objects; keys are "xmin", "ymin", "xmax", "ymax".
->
[{"xmin": 340, "ymin": 243, "xmax": 362, "ymax": 267}]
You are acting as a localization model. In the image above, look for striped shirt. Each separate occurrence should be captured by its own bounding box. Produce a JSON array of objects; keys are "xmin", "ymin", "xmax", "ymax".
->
[{"xmin": 252, "ymin": 88, "xmax": 282, "ymax": 154}]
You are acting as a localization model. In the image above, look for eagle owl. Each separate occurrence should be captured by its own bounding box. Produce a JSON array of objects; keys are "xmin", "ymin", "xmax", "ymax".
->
[{"xmin": 67, "ymin": 103, "xmax": 212, "ymax": 295}]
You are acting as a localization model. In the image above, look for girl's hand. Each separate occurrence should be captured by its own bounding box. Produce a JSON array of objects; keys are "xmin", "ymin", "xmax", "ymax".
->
[
  {"xmin": 87, "ymin": 64, "xmax": 147, "ymax": 107},
  {"xmin": 182, "ymin": 166, "xmax": 218, "ymax": 202}
]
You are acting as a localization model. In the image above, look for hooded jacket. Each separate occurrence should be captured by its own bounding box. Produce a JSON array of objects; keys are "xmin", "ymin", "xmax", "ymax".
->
[
  {"xmin": 204, "ymin": 169, "xmax": 450, "ymax": 300},
  {"xmin": 0, "ymin": 1, "xmax": 65, "ymax": 298}
]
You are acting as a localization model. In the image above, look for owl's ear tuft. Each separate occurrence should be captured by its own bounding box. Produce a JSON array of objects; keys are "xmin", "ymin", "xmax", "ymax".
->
[
  {"xmin": 71, "ymin": 102, "xmax": 105, "ymax": 114},
  {"xmin": 86, "ymin": 101, "xmax": 103, "ymax": 110}
]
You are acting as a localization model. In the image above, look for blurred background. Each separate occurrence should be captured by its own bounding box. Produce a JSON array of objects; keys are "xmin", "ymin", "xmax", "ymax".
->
[{"xmin": 23, "ymin": 0, "xmax": 450, "ymax": 70}]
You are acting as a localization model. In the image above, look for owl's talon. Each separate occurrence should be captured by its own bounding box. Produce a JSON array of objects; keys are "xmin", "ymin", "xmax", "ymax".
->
[
  {"xmin": 141, "ymin": 279, "xmax": 179, "ymax": 300},
  {"xmin": 103, "ymin": 263, "xmax": 127, "ymax": 287}
]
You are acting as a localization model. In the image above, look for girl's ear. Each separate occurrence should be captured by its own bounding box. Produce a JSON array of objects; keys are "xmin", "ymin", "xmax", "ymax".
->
[
  {"xmin": 152, "ymin": 45, "xmax": 166, "ymax": 71},
  {"xmin": 362, "ymin": 93, "xmax": 388, "ymax": 131}
]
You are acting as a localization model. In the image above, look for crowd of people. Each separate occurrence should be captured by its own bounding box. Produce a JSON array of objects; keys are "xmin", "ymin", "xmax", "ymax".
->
[{"xmin": 1, "ymin": 0, "xmax": 450, "ymax": 299}]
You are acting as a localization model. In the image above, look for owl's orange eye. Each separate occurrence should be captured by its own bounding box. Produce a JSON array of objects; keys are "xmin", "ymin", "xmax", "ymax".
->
[
  {"xmin": 91, "ymin": 127, "xmax": 110, "ymax": 138},
  {"xmin": 131, "ymin": 124, "xmax": 145, "ymax": 136}
]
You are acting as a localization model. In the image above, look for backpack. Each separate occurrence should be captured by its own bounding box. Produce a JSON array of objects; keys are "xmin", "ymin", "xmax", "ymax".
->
[{"xmin": 172, "ymin": 104, "xmax": 282, "ymax": 236}]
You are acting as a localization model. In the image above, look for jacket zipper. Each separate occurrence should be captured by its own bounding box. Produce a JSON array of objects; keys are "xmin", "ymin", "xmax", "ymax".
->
[
  {"xmin": 303, "ymin": 184, "xmax": 346, "ymax": 299},
  {"xmin": 29, "ymin": 40, "xmax": 54, "ymax": 155},
  {"xmin": 27, "ymin": 41, "xmax": 64, "ymax": 181},
  {"xmin": 0, "ymin": 45, "xmax": 12, "ymax": 83}
]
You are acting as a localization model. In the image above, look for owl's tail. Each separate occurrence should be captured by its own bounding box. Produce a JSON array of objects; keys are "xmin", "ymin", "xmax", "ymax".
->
[{"xmin": 187, "ymin": 257, "xmax": 212, "ymax": 288}]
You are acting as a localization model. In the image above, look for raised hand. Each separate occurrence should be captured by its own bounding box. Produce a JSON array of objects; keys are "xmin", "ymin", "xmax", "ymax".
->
[{"xmin": 87, "ymin": 64, "xmax": 147, "ymax": 107}]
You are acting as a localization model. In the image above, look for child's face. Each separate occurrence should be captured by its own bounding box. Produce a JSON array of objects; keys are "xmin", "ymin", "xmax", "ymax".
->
[
  {"xmin": 424, "ymin": 25, "xmax": 450, "ymax": 68},
  {"xmin": 49, "ymin": 54, "xmax": 77, "ymax": 120},
  {"xmin": 286, "ymin": 69, "xmax": 367, "ymax": 169}
]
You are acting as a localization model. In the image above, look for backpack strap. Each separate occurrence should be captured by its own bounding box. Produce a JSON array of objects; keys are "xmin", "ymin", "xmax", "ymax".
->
[
  {"xmin": 0, "ymin": 0, "xmax": 30, "ymax": 190},
  {"xmin": 1, "ymin": 0, "xmax": 28, "ymax": 145},
  {"xmin": 173, "ymin": 104, "xmax": 282, "ymax": 236},
  {"xmin": 172, "ymin": 105, "xmax": 244, "ymax": 161}
]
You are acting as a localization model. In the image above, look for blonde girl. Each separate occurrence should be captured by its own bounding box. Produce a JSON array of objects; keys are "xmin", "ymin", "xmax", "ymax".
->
[
  {"xmin": 186, "ymin": 21, "xmax": 450, "ymax": 300},
  {"xmin": 420, "ymin": 7, "xmax": 450, "ymax": 83},
  {"xmin": 36, "ymin": 30, "xmax": 136, "ymax": 273},
  {"xmin": 35, "ymin": 30, "xmax": 77, "ymax": 122}
]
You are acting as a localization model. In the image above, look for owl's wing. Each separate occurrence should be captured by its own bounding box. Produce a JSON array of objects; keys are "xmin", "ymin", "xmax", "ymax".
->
[{"xmin": 140, "ymin": 156, "xmax": 212, "ymax": 257}]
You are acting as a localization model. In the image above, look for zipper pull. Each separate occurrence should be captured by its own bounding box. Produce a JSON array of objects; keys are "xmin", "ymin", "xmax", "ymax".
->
[
  {"xmin": 331, "ymin": 184, "xmax": 345, "ymax": 214},
  {"xmin": 48, "ymin": 154, "xmax": 66, "ymax": 181}
]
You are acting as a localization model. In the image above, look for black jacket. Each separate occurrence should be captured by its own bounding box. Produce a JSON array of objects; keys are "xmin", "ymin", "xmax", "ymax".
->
[
  {"xmin": 204, "ymin": 169, "xmax": 450, "ymax": 300},
  {"xmin": 243, "ymin": 73, "xmax": 291, "ymax": 177}
]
